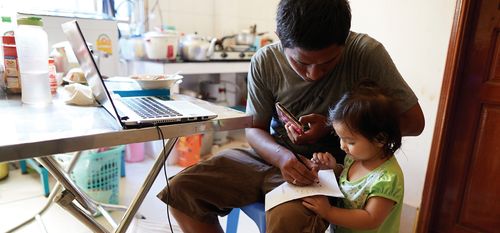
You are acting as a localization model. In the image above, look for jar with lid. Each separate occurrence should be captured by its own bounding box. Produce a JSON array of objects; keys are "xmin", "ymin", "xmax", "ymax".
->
[{"xmin": 15, "ymin": 17, "xmax": 51, "ymax": 105}]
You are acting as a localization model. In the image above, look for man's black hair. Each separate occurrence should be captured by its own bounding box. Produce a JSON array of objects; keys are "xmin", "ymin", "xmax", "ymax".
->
[{"xmin": 276, "ymin": 0, "xmax": 351, "ymax": 50}]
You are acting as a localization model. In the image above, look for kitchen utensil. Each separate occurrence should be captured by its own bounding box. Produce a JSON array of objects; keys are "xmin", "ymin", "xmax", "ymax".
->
[
  {"xmin": 235, "ymin": 29, "xmax": 255, "ymax": 46},
  {"xmin": 143, "ymin": 31, "xmax": 179, "ymax": 60},
  {"xmin": 50, "ymin": 41, "xmax": 71, "ymax": 74},
  {"xmin": 179, "ymin": 33, "xmax": 216, "ymax": 61},
  {"xmin": 130, "ymin": 73, "xmax": 183, "ymax": 90}
]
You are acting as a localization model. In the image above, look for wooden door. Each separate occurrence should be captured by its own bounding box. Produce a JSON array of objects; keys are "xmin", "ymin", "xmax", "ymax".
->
[{"xmin": 418, "ymin": 0, "xmax": 500, "ymax": 232}]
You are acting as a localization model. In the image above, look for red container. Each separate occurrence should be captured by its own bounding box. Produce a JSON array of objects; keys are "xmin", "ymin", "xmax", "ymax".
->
[
  {"xmin": 48, "ymin": 58, "xmax": 57, "ymax": 95},
  {"xmin": 2, "ymin": 35, "xmax": 21, "ymax": 93},
  {"xmin": 176, "ymin": 134, "xmax": 202, "ymax": 167}
]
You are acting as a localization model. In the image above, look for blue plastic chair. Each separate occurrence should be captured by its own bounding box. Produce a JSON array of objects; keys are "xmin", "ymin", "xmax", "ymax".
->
[
  {"xmin": 19, "ymin": 159, "xmax": 50, "ymax": 197},
  {"xmin": 226, "ymin": 202, "xmax": 266, "ymax": 233}
]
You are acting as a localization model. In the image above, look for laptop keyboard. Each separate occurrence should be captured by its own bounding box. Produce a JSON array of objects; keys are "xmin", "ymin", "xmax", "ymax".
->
[{"xmin": 121, "ymin": 97, "xmax": 182, "ymax": 119}]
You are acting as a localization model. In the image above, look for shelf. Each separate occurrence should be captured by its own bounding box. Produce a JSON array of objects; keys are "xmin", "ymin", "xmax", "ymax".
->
[{"xmin": 127, "ymin": 60, "xmax": 251, "ymax": 75}]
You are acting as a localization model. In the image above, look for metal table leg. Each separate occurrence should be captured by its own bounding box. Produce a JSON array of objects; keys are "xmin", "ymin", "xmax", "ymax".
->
[
  {"xmin": 54, "ymin": 189, "xmax": 108, "ymax": 233},
  {"xmin": 36, "ymin": 156, "xmax": 100, "ymax": 214},
  {"xmin": 115, "ymin": 138, "xmax": 177, "ymax": 233},
  {"xmin": 12, "ymin": 137, "xmax": 177, "ymax": 233},
  {"xmin": 5, "ymin": 152, "xmax": 82, "ymax": 233}
]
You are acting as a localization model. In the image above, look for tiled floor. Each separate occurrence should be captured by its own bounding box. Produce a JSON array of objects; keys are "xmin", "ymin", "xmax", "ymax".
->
[{"xmin": 0, "ymin": 139, "xmax": 258, "ymax": 233}]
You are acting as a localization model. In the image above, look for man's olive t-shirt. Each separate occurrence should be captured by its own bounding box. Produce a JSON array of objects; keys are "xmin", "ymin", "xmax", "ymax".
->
[{"xmin": 246, "ymin": 31, "xmax": 418, "ymax": 158}]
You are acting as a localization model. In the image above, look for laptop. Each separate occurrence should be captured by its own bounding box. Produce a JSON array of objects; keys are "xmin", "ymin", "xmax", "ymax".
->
[{"xmin": 61, "ymin": 20, "xmax": 217, "ymax": 128}]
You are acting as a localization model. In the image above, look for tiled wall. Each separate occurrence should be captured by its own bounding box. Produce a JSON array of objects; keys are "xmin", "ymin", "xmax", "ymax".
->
[{"xmin": 147, "ymin": 0, "xmax": 279, "ymax": 39}]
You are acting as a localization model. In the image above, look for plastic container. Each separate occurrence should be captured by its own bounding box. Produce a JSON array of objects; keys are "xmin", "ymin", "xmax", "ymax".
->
[
  {"xmin": 70, "ymin": 145, "xmax": 125, "ymax": 204},
  {"xmin": 175, "ymin": 134, "xmax": 202, "ymax": 167},
  {"xmin": 125, "ymin": 143, "xmax": 145, "ymax": 162},
  {"xmin": 119, "ymin": 35, "xmax": 145, "ymax": 60},
  {"xmin": 48, "ymin": 58, "xmax": 57, "ymax": 95},
  {"xmin": 0, "ymin": 16, "xmax": 14, "ymax": 63},
  {"xmin": 2, "ymin": 35, "xmax": 21, "ymax": 93},
  {"xmin": 15, "ymin": 17, "xmax": 51, "ymax": 105},
  {"xmin": 143, "ymin": 31, "xmax": 178, "ymax": 60},
  {"xmin": 0, "ymin": 162, "xmax": 8, "ymax": 180}
]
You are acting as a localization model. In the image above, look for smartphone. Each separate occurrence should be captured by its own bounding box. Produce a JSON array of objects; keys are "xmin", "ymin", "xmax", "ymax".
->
[{"xmin": 275, "ymin": 102, "xmax": 307, "ymax": 134}]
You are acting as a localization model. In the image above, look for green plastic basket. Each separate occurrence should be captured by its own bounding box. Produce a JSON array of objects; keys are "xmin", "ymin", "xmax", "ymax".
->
[{"xmin": 71, "ymin": 145, "xmax": 125, "ymax": 204}]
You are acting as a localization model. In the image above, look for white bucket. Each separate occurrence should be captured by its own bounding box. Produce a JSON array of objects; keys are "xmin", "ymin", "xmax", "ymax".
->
[{"xmin": 143, "ymin": 31, "xmax": 178, "ymax": 60}]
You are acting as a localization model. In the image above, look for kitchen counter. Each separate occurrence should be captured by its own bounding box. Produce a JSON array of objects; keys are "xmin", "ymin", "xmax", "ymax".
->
[{"xmin": 126, "ymin": 60, "xmax": 251, "ymax": 75}]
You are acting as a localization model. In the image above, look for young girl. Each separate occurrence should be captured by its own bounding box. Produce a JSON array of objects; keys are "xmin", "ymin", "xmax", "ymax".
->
[{"xmin": 303, "ymin": 81, "xmax": 404, "ymax": 233}]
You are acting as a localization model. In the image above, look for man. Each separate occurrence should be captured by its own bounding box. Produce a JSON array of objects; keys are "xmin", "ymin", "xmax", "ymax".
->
[{"xmin": 158, "ymin": 0, "xmax": 424, "ymax": 232}]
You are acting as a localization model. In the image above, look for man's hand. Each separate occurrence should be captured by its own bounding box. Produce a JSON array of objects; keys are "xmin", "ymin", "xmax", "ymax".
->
[
  {"xmin": 285, "ymin": 113, "xmax": 331, "ymax": 144},
  {"xmin": 278, "ymin": 152, "xmax": 318, "ymax": 186}
]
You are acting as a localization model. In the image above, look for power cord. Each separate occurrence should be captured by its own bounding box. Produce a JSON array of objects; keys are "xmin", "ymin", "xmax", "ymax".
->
[{"xmin": 155, "ymin": 124, "xmax": 174, "ymax": 233}]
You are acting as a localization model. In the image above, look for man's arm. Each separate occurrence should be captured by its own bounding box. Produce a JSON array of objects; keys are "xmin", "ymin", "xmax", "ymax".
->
[
  {"xmin": 400, "ymin": 102, "xmax": 425, "ymax": 136},
  {"xmin": 245, "ymin": 123, "xmax": 318, "ymax": 185},
  {"xmin": 288, "ymin": 102, "xmax": 424, "ymax": 144}
]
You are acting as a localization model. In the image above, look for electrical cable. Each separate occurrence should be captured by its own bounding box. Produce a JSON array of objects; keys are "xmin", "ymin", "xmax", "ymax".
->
[{"xmin": 155, "ymin": 124, "xmax": 174, "ymax": 233}]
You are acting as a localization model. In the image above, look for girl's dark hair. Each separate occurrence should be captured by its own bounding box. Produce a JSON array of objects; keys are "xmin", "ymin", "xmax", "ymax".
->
[
  {"xmin": 276, "ymin": 0, "xmax": 351, "ymax": 50},
  {"xmin": 328, "ymin": 80, "xmax": 402, "ymax": 157}
]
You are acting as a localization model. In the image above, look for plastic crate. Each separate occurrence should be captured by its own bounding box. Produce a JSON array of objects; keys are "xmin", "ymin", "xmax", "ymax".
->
[{"xmin": 71, "ymin": 145, "xmax": 125, "ymax": 204}]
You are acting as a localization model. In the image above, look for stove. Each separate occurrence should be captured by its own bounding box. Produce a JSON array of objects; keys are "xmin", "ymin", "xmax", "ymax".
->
[{"xmin": 209, "ymin": 51, "xmax": 255, "ymax": 61}]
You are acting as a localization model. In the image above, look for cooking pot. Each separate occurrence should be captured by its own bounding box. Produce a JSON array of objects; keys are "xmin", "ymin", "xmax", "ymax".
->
[
  {"xmin": 179, "ymin": 34, "xmax": 216, "ymax": 61},
  {"xmin": 235, "ymin": 29, "xmax": 256, "ymax": 46},
  {"xmin": 143, "ymin": 31, "xmax": 179, "ymax": 60}
]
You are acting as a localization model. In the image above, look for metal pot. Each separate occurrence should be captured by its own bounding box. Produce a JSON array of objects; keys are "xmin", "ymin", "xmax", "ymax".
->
[
  {"xmin": 179, "ymin": 34, "xmax": 216, "ymax": 61},
  {"xmin": 235, "ymin": 30, "xmax": 255, "ymax": 46},
  {"xmin": 235, "ymin": 24, "xmax": 257, "ymax": 45}
]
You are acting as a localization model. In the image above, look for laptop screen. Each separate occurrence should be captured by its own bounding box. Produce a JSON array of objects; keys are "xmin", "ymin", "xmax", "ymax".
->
[{"xmin": 61, "ymin": 20, "xmax": 122, "ymax": 124}]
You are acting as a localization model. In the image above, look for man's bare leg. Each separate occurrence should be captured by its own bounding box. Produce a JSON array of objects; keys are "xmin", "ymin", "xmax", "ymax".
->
[{"xmin": 170, "ymin": 206, "xmax": 224, "ymax": 233}]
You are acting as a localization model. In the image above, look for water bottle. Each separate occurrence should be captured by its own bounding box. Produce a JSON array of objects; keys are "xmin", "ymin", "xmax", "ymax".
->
[{"xmin": 15, "ymin": 17, "xmax": 51, "ymax": 105}]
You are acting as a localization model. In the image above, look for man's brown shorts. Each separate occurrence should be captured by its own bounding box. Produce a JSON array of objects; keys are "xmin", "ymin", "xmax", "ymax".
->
[{"xmin": 157, "ymin": 148, "xmax": 329, "ymax": 233}]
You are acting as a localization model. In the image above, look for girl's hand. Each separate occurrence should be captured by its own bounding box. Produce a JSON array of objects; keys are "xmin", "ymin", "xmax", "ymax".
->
[
  {"xmin": 285, "ymin": 114, "xmax": 330, "ymax": 145},
  {"xmin": 302, "ymin": 195, "xmax": 331, "ymax": 218},
  {"xmin": 311, "ymin": 152, "xmax": 337, "ymax": 170}
]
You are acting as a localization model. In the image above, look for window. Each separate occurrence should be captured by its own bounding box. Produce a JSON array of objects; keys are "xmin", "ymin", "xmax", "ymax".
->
[
  {"xmin": 0, "ymin": 0, "xmax": 107, "ymax": 17},
  {"xmin": 0, "ymin": 0, "xmax": 141, "ymax": 36}
]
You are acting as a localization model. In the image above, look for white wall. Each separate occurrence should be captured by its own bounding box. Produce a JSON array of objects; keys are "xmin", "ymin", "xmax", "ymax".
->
[
  {"xmin": 147, "ymin": 0, "xmax": 457, "ymax": 210},
  {"xmin": 350, "ymin": 0, "xmax": 456, "ymax": 208},
  {"xmin": 147, "ymin": 0, "xmax": 279, "ymax": 39}
]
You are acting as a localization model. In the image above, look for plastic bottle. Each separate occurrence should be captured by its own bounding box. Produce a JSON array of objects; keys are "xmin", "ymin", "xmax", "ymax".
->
[
  {"xmin": 2, "ymin": 34, "xmax": 21, "ymax": 93},
  {"xmin": 15, "ymin": 17, "xmax": 51, "ymax": 105},
  {"xmin": 0, "ymin": 16, "xmax": 15, "ymax": 92},
  {"xmin": 48, "ymin": 58, "xmax": 57, "ymax": 95}
]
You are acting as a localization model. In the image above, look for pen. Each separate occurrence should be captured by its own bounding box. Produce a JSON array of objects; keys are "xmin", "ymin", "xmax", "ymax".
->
[
  {"xmin": 278, "ymin": 134, "xmax": 311, "ymax": 171},
  {"xmin": 277, "ymin": 132, "xmax": 319, "ymax": 184}
]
